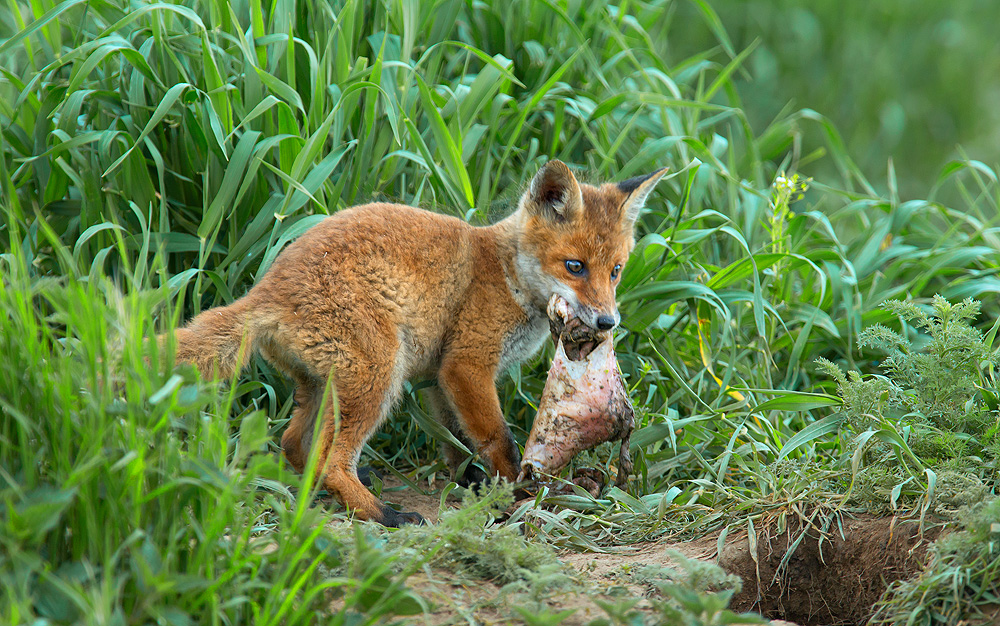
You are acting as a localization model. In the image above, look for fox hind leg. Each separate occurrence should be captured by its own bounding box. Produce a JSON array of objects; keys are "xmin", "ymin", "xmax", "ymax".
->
[
  {"xmin": 279, "ymin": 378, "xmax": 388, "ymax": 490},
  {"xmin": 279, "ymin": 375, "xmax": 324, "ymax": 475},
  {"xmin": 305, "ymin": 342, "xmax": 424, "ymax": 527},
  {"xmin": 315, "ymin": 388, "xmax": 424, "ymax": 526},
  {"xmin": 259, "ymin": 326, "xmax": 420, "ymax": 525}
]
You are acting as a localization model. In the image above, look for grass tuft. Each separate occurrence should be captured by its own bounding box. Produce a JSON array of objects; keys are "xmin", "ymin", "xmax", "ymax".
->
[{"xmin": 872, "ymin": 497, "xmax": 1000, "ymax": 626}]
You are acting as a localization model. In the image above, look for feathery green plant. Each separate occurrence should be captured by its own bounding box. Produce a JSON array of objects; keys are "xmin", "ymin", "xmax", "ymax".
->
[{"xmin": 817, "ymin": 297, "xmax": 999, "ymax": 514}]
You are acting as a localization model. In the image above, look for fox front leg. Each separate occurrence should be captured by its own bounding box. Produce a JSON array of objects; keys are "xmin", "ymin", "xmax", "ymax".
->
[{"xmin": 437, "ymin": 360, "xmax": 521, "ymax": 482}]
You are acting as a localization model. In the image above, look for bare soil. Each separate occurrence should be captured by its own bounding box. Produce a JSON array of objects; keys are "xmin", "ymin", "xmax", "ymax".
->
[
  {"xmin": 377, "ymin": 478, "xmax": 941, "ymax": 626},
  {"xmin": 403, "ymin": 531, "xmax": 778, "ymax": 626},
  {"xmin": 721, "ymin": 514, "xmax": 941, "ymax": 626}
]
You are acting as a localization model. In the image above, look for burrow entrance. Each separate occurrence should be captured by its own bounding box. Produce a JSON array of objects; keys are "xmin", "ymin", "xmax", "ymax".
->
[{"xmin": 720, "ymin": 514, "xmax": 941, "ymax": 626}]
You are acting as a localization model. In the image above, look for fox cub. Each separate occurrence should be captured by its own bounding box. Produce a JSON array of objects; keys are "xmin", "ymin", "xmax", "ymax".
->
[{"xmin": 173, "ymin": 160, "xmax": 666, "ymax": 526}]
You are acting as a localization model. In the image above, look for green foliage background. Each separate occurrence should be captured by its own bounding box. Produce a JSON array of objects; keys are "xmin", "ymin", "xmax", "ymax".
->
[
  {"xmin": 670, "ymin": 0, "xmax": 1000, "ymax": 201},
  {"xmin": 1, "ymin": 0, "xmax": 999, "ymax": 624}
]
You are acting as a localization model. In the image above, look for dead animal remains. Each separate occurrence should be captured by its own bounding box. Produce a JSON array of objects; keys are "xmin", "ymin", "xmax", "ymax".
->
[{"xmin": 518, "ymin": 295, "xmax": 635, "ymax": 486}]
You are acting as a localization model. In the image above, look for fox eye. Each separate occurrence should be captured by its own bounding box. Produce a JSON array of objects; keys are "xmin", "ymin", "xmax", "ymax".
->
[
  {"xmin": 611, "ymin": 264, "xmax": 622, "ymax": 280},
  {"xmin": 565, "ymin": 260, "xmax": 585, "ymax": 275}
]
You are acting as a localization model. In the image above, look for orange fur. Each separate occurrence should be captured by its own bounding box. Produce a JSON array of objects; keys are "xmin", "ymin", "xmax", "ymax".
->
[{"xmin": 173, "ymin": 160, "xmax": 666, "ymax": 526}]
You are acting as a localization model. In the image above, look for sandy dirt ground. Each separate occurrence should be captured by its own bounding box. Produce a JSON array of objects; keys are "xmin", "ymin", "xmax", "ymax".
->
[{"xmin": 358, "ymin": 476, "xmax": 804, "ymax": 626}]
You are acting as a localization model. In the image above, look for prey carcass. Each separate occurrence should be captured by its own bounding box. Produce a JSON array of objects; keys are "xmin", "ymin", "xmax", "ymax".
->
[{"xmin": 518, "ymin": 295, "xmax": 635, "ymax": 487}]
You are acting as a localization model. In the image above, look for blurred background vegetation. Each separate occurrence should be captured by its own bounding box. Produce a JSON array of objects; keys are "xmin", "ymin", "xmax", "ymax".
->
[{"xmin": 669, "ymin": 0, "xmax": 1000, "ymax": 201}]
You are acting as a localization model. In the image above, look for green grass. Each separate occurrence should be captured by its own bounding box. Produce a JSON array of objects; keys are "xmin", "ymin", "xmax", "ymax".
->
[
  {"xmin": 3, "ymin": 0, "xmax": 1000, "ymax": 623},
  {"xmin": 872, "ymin": 498, "xmax": 1000, "ymax": 626},
  {"xmin": 0, "ymin": 246, "xmax": 400, "ymax": 624}
]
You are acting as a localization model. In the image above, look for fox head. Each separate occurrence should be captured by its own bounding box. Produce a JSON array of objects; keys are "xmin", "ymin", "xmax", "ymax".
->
[{"xmin": 514, "ymin": 159, "xmax": 668, "ymax": 331}]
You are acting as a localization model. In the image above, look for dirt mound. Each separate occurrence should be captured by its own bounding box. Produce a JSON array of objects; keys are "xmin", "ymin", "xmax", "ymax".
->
[{"xmin": 720, "ymin": 514, "xmax": 941, "ymax": 626}]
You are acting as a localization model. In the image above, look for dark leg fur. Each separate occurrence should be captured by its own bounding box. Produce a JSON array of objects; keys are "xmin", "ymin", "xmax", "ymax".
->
[
  {"xmin": 377, "ymin": 504, "xmax": 426, "ymax": 527},
  {"xmin": 424, "ymin": 387, "xmax": 496, "ymax": 489},
  {"xmin": 356, "ymin": 466, "xmax": 382, "ymax": 487},
  {"xmin": 455, "ymin": 464, "xmax": 490, "ymax": 489}
]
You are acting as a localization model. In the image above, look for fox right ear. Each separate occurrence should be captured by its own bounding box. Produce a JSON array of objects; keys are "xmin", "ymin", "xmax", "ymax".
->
[
  {"xmin": 524, "ymin": 159, "xmax": 582, "ymax": 222},
  {"xmin": 618, "ymin": 166, "xmax": 669, "ymax": 227}
]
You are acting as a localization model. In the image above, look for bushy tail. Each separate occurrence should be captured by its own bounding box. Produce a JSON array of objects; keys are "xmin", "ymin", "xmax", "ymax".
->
[{"xmin": 171, "ymin": 297, "xmax": 261, "ymax": 379}]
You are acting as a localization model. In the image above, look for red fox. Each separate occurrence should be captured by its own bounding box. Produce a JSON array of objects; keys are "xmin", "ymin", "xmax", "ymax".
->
[{"xmin": 172, "ymin": 160, "xmax": 666, "ymax": 526}]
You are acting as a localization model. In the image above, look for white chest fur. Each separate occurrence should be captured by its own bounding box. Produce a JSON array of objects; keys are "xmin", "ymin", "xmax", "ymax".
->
[{"xmin": 499, "ymin": 311, "xmax": 550, "ymax": 372}]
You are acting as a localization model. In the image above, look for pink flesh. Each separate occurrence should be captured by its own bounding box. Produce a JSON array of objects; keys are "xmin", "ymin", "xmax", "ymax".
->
[{"xmin": 519, "ymin": 296, "xmax": 635, "ymax": 483}]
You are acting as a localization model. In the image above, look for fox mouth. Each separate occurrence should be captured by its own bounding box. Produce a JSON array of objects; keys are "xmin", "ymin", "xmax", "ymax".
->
[
  {"xmin": 546, "ymin": 293, "xmax": 594, "ymax": 334},
  {"xmin": 570, "ymin": 308, "xmax": 616, "ymax": 335},
  {"xmin": 546, "ymin": 296, "xmax": 597, "ymax": 359}
]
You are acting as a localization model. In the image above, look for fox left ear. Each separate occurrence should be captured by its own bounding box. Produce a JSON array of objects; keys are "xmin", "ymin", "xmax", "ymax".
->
[{"xmin": 618, "ymin": 167, "xmax": 669, "ymax": 226}]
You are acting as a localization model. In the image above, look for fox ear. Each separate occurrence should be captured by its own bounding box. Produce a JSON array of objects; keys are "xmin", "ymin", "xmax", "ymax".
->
[
  {"xmin": 618, "ymin": 167, "xmax": 669, "ymax": 226},
  {"xmin": 524, "ymin": 159, "xmax": 583, "ymax": 221}
]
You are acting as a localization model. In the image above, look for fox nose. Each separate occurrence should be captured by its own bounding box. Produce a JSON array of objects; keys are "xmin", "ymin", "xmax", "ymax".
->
[{"xmin": 595, "ymin": 315, "xmax": 616, "ymax": 331}]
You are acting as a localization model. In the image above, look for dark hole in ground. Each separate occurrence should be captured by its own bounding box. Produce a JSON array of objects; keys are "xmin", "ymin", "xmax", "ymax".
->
[{"xmin": 720, "ymin": 514, "xmax": 942, "ymax": 626}]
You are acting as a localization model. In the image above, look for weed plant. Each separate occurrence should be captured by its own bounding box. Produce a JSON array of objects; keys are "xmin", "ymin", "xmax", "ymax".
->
[
  {"xmin": 817, "ymin": 297, "xmax": 999, "ymax": 514},
  {"xmin": 591, "ymin": 550, "xmax": 764, "ymax": 626},
  {"xmin": 648, "ymin": 553, "xmax": 766, "ymax": 626},
  {"xmin": 367, "ymin": 482, "xmax": 567, "ymax": 589}
]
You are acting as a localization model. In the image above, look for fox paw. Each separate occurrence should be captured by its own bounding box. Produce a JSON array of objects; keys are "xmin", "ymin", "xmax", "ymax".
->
[{"xmin": 379, "ymin": 506, "xmax": 426, "ymax": 527}]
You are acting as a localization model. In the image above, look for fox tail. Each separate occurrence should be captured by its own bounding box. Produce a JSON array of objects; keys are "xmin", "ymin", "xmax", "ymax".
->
[{"xmin": 170, "ymin": 297, "xmax": 264, "ymax": 379}]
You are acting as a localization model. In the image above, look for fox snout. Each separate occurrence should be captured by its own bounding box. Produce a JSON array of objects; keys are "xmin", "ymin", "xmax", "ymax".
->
[{"xmin": 576, "ymin": 305, "xmax": 620, "ymax": 332}]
